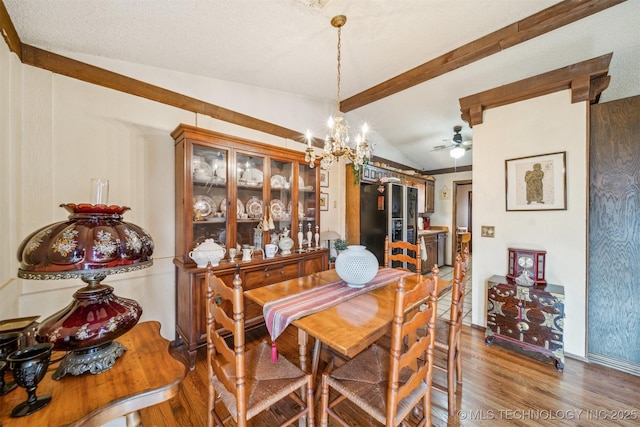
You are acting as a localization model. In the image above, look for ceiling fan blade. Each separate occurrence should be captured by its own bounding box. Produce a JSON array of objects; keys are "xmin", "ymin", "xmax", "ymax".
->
[{"xmin": 432, "ymin": 144, "xmax": 451, "ymax": 151}]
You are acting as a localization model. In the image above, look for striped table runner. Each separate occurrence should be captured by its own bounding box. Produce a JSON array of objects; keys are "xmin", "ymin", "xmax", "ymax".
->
[{"xmin": 264, "ymin": 268, "xmax": 410, "ymax": 349}]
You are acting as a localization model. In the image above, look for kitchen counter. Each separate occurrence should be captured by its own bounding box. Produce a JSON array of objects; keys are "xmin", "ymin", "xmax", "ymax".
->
[
  {"xmin": 417, "ymin": 229, "xmax": 445, "ymax": 235},
  {"xmin": 417, "ymin": 229, "xmax": 448, "ymax": 271}
]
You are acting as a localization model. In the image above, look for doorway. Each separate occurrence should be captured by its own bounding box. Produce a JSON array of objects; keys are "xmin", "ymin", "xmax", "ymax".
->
[{"xmin": 452, "ymin": 180, "xmax": 472, "ymax": 258}]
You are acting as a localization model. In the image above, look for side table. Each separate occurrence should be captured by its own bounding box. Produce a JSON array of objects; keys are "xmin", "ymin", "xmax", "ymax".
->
[{"xmin": 0, "ymin": 321, "xmax": 185, "ymax": 426}]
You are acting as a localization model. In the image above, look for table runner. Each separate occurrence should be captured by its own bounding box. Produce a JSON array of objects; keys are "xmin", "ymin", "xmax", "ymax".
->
[{"xmin": 264, "ymin": 268, "xmax": 410, "ymax": 361}]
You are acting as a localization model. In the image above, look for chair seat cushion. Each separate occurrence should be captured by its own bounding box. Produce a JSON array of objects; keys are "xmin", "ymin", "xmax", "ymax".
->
[
  {"xmin": 211, "ymin": 340, "xmax": 309, "ymax": 421},
  {"xmin": 325, "ymin": 344, "xmax": 427, "ymax": 426}
]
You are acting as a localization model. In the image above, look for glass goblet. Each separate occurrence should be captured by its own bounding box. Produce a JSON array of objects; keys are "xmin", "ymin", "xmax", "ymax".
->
[
  {"xmin": 0, "ymin": 331, "xmax": 22, "ymax": 396},
  {"xmin": 7, "ymin": 342, "xmax": 54, "ymax": 417}
]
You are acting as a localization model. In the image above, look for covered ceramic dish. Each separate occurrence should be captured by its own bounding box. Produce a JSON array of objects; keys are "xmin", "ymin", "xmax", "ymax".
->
[{"xmin": 189, "ymin": 238, "xmax": 226, "ymax": 267}]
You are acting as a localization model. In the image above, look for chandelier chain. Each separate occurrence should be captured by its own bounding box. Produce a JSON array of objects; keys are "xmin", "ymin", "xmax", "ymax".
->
[
  {"xmin": 304, "ymin": 15, "xmax": 374, "ymax": 179},
  {"xmin": 336, "ymin": 25, "xmax": 342, "ymax": 111}
]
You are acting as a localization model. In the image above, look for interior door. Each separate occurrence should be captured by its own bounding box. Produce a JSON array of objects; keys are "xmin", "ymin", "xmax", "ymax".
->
[{"xmin": 588, "ymin": 95, "xmax": 640, "ymax": 375}]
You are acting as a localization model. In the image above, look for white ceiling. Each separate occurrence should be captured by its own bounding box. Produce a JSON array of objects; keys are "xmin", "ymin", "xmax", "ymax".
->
[{"xmin": 4, "ymin": 0, "xmax": 639, "ymax": 171}]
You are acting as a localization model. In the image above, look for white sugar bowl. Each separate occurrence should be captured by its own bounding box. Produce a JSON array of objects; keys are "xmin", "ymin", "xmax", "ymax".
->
[{"xmin": 189, "ymin": 239, "xmax": 226, "ymax": 267}]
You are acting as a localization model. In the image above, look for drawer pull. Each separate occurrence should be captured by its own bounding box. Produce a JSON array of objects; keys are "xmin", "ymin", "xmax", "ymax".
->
[{"xmin": 214, "ymin": 296, "xmax": 223, "ymax": 306}]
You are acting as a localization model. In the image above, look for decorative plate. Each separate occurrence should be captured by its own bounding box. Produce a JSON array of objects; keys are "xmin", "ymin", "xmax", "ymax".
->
[
  {"xmin": 193, "ymin": 161, "xmax": 213, "ymax": 181},
  {"xmin": 241, "ymin": 167, "xmax": 263, "ymax": 184},
  {"xmin": 221, "ymin": 198, "xmax": 244, "ymax": 216},
  {"xmin": 211, "ymin": 196, "xmax": 225, "ymax": 213},
  {"xmin": 271, "ymin": 174, "xmax": 286, "ymax": 189},
  {"xmin": 288, "ymin": 201, "xmax": 305, "ymax": 220},
  {"xmin": 246, "ymin": 197, "xmax": 264, "ymax": 219},
  {"xmin": 215, "ymin": 164, "xmax": 226, "ymax": 180},
  {"xmin": 193, "ymin": 195, "xmax": 215, "ymax": 217},
  {"xmin": 270, "ymin": 199, "xmax": 286, "ymax": 220}
]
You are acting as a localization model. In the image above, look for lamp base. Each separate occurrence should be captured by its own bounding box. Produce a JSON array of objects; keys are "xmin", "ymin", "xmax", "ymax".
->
[{"xmin": 52, "ymin": 340, "xmax": 127, "ymax": 380}]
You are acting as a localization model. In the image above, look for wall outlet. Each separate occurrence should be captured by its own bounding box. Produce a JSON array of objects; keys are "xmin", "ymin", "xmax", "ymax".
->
[{"xmin": 481, "ymin": 226, "xmax": 495, "ymax": 238}]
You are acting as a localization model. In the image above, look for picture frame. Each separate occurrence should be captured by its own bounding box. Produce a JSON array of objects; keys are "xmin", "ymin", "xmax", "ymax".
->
[
  {"xmin": 320, "ymin": 170, "xmax": 329, "ymax": 187},
  {"xmin": 320, "ymin": 192, "xmax": 329, "ymax": 211},
  {"xmin": 505, "ymin": 151, "xmax": 566, "ymax": 211}
]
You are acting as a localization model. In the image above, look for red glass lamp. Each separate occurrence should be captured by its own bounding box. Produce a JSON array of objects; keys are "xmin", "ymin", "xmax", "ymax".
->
[{"xmin": 16, "ymin": 182, "xmax": 153, "ymax": 380}]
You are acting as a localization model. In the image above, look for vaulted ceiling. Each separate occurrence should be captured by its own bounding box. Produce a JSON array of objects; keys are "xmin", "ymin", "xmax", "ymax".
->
[{"xmin": 2, "ymin": 0, "xmax": 639, "ymax": 172}]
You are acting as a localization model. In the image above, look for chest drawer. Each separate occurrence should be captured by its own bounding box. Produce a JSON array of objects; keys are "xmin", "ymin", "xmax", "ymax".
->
[{"xmin": 244, "ymin": 262, "xmax": 300, "ymax": 287}]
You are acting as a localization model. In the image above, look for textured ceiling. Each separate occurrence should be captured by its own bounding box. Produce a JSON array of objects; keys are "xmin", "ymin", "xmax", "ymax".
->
[{"xmin": 4, "ymin": 0, "xmax": 640, "ymax": 171}]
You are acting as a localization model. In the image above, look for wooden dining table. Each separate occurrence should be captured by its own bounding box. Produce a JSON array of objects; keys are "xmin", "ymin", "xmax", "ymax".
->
[{"xmin": 244, "ymin": 268, "xmax": 451, "ymax": 377}]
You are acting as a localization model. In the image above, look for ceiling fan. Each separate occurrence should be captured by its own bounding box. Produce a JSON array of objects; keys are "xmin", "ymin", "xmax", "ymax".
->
[{"xmin": 432, "ymin": 125, "xmax": 473, "ymax": 158}]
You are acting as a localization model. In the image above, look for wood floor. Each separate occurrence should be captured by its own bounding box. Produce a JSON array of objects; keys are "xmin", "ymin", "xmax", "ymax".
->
[{"xmin": 142, "ymin": 325, "xmax": 640, "ymax": 426}]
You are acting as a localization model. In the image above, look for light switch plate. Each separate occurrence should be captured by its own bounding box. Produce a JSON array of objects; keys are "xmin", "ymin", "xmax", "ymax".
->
[{"xmin": 481, "ymin": 226, "xmax": 495, "ymax": 238}]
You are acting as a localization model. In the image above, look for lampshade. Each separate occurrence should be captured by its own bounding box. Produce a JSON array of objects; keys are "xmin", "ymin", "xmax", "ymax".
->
[
  {"xmin": 319, "ymin": 230, "xmax": 340, "ymax": 241},
  {"xmin": 16, "ymin": 202, "xmax": 154, "ymax": 380},
  {"xmin": 450, "ymin": 146, "xmax": 466, "ymax": 159}
]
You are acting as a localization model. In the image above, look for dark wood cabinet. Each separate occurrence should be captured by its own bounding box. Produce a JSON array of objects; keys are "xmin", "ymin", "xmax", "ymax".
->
[
  {"xmin": 485, "ymin": 275, "xmax": 564, "ymax": 370},
  {"xmin": 425, "ymin": 179, "xmax": 435, "ymax": 213},
  {"xmin": 419, "ymin": 233, "xmax": 437, "ymax": 273},
  {"xmin": 172, "ymin": 124, "xmax": 328, "ymax": 368}
]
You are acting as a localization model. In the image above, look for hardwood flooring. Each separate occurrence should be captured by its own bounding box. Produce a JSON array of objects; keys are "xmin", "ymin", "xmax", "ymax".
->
[{"xmin": 141, "ymin": 324, "xmax": 639, "ymax": 426}]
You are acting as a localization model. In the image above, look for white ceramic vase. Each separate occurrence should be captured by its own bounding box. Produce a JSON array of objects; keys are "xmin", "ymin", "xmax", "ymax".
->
[{"xmin": 335, "ymin": 245, "xmax": 379, "ymax": 288}]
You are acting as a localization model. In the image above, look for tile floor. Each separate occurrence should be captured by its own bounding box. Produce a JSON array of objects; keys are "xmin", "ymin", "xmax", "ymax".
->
[{"xmin": 435, "ymin": 256, "xmax": 472, "ymax": 326}]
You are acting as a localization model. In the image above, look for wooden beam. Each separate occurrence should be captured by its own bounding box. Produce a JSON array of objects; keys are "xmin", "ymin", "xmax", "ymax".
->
[
  {"xmin": 459, "ymin": 53, "xmax": 612, "ymax": 126},
  {"xmin": 422, "ymin": 165, "xmax": 472, "ymax": 176},
  {"xmin": 18, "ymin": 44, "xmax": 314, "ymax": 145},
  {"xmin": 340, "ymin": 0, "xmax": 625, "ymax": 112},
  {"xmin": 0, "ymin": 0, "xmax": 21, "ymax": 59}
]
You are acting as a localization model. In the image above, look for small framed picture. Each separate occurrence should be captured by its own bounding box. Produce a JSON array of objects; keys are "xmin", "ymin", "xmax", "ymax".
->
[
  {"xmin": 320, "ymin": 192, "xmax": 329, "ymax": 211},
  {"xmin": 505, "ymin": 151, "xmax": 566, "ymax": 211},
  {"xmin": 320, "ymin": 170, "xmax": 329, "ymax": 187}
]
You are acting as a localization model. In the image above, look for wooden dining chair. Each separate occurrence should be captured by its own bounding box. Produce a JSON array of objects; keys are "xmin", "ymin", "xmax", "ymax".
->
[
  {"xmin": 459, "ymin": 232, "xmax": 471, "ymax": 255},
  {"xmin": 205, "ymin": 271, "xmax": 314, "ymax": 427},
  {"xmin": 432, "ymin": 249, "xmax": 468, "ymax": 416},
  {"xmin": 320, "ymin": 268, "xmax": 439, "ymax": 427},
  {"xmin": 384, "ymin": 235, "xmax": 421, "ymax": 273}
]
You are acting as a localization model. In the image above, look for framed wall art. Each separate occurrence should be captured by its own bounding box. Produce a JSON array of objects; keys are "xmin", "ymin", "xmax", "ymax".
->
[
  {"xmin": 320, "ymin": 170, "xmax": 329, "ymax": 187},
  {"xmin": 505, "ymin": 151, "xmax": 566, "ymax": 211},
  {"xmin": 320, "ymin": 192, "xmax": 329, "ymax": 211}
]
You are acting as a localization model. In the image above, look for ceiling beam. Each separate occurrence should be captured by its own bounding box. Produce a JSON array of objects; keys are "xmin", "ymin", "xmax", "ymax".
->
[
  {"xmin": 0, "ymin": 0, "xmax": 21, "ymax": 59},
  {"xmin": 19, "ymin": 44, "xmax": 310, "ymax": 144},
  {"xmin": 339, "ymin": 0, "xmax": 625, "ymax": 113},
  {"xmin": 459, "ymin": 53, "xmax": 612, "ymax": 126}
]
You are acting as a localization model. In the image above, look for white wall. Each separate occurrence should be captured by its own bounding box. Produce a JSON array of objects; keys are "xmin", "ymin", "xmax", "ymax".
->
[
  {"xmin": 0, "ymin": 40, "xmax": 383, "ymax": 338},
  {"xmin": 471, "ymin": 90, "xmax": 588, "ymax": 357}
]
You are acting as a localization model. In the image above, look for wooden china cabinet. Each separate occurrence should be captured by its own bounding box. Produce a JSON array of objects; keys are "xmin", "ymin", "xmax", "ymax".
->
[{"xmin": 172, "ymin": 124, "xmax": 328, "ymax": 368}]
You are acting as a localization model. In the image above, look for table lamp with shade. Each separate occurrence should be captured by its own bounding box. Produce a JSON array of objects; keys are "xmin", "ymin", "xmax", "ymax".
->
[
  {"xmin": 15, "ymin": 179, "xmax": 154, "ymax": 380},
  {"xmin": 319, "ymin": 230, "xmax": 341, "ymax": 260}
]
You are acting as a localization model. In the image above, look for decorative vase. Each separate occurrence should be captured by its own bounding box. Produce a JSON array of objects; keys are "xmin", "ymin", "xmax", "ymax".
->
[
  {"xmin": 278, "ymin": 228, "xmax": 294, "ymax": 256},
  {"xmin": 335, "ymin": 245, "xmax": 379, "ymax": 288}
]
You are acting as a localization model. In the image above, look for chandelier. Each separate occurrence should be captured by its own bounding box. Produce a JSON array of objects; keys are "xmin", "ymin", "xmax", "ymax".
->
[{"xmin": 305, "ymin": 15, "xmax": 373, "ymax": 171}]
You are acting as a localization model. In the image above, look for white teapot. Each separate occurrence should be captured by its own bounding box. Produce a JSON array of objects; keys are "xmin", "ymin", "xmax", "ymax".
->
[{"xmin": 189, "ymin": 238, "xmax": 226, "ymax": 267}]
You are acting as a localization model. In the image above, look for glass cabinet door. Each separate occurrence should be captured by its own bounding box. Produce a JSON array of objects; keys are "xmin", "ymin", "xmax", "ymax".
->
[
  {"xmin": 298, "ymin": 163, "xmax": 319, "ymax": 249},
  {"xmin": 268, "ymin": 158, "xmax": 294, "ymax": 244},
  {"xmin": 236, "ymin": 153, "xmax": 265, "ymax": 250},
  {"xmin": 192, "ymin": 145, "xmax": 228, "ymax": 249}
]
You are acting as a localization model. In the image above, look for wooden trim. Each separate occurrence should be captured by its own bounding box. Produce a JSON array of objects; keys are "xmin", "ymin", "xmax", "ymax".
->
[
  {"xmin": 459, "ymin": 53, "xmax": 612, "ymax": 126},
  {"xmin": 0, "ymin": 0, "xmax": 21, "ymax": 59},
  {"xmin": 18, "ymin": 44, "xmax": 312, "ymax": 145},
  {"xmin": 340, "ymin": 0, "xmax": 624, "ymax": 113},
  {"xmin": 423, "ymin": 165, "xmax": 472, "ymax": 176}
]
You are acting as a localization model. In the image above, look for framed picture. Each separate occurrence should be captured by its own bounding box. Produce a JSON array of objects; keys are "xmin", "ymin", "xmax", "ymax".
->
[
  {"xmin": 505, "ymin": 151, "xmax": 566, "ymax": 211},
  {"xmin": 320, "ymin": 170, "xmax": 329, "ymax": 187},
  {"xmin": 320, "ymin": 192, "xmax": 329, "ymax": 211}
]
